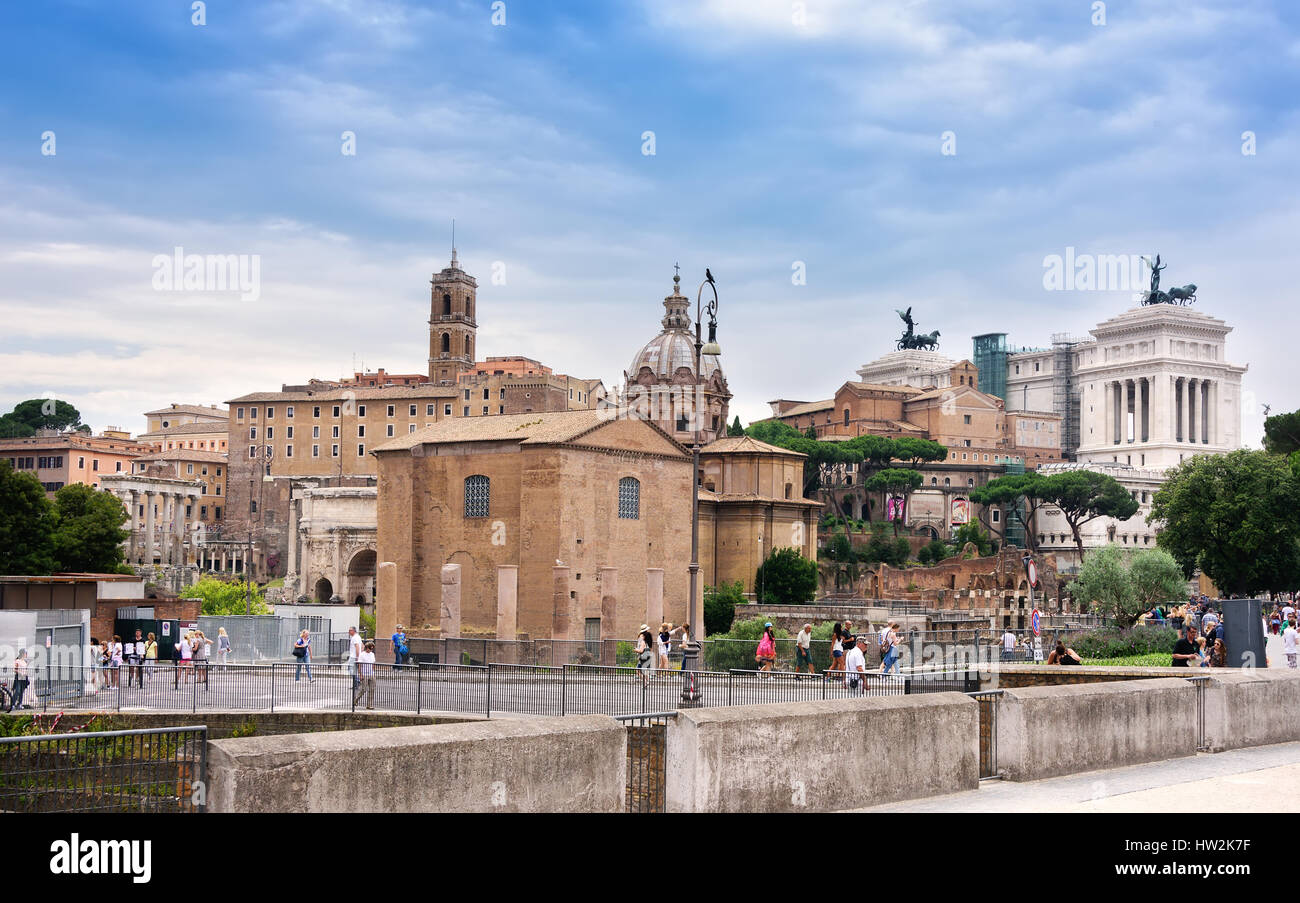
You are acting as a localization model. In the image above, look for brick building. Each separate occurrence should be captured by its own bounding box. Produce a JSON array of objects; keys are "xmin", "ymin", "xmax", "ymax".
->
[{"xmin": 0, "ymin": 429, "xmax": 149, "ymax": 494}]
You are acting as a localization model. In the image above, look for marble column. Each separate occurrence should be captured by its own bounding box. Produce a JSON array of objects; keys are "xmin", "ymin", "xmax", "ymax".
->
[
  {"xmin": 1187, "ymin": 378, "xmax": 1197, "ymax": 445},
  {"xmin": 1201, "ymin": 380, "xmax": 1211, "ymax": 443},
  {"xmin": 1112, "ymin": 381, "xmax": 1122, "ymax": 444},
  {"xmin": 144, "ymin": 491, "xmax": 157, "ymax": 563},
  {"xmin": 1174, "ymin": 379, "xmax": 1184, "ymax": 442},
  {"xmin": 440, "ymin": 563, "xmax": 462, "ymax": 638},
  {"xmin": 496, "ymin": 564, "xmax": 518, "ymax": 641},
  {"xmin": 1125, "ymin": 379, "xmax": 1135, "ymax": 442},
  {"xmin": 1140, "ymin": 377, "xmax": 1150, "ymax": 442}
]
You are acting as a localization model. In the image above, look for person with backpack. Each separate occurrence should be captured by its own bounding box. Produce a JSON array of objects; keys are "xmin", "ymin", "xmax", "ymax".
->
[
  {"xmin": 293, "ymin": 629, "xmax": 314, "ymax": 682},
  {"xmin": 391, "ymin": 625, "xmax": 409, "ymax": 668},
  {"xmin": 844, "ymin": 636, "xmax": 868, "ymax": 694},
  {"xmin": 635, "ymin": 625, "xmax": 654, "ymax": 687},
  {"xmin": 880, "ymin": 622, "xmax": 901, "ymax": 676}
]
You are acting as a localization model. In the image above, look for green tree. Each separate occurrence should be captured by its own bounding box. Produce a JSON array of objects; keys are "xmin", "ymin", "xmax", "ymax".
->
[
  {"xmin": 1070, "ymin": 544, "xmax": 1135, "ymax": 623},
  {"xmin": 890, "ymin": 436, "xmax": 949, "ymax": 468},
  {"xmin": 1128, "ymin": 547, "xmax": 1188, "ymax": 612},
  {"xmin": 1148, "ymin": 450, "xmax": 1300, "ymax": 596},
  {"xmin": 1263, "ymin": 408, "xmax": 1300, "ymax": 456},
  {"xmin": 727, "ymin": 415, "xmax": 745, "ymax": 437},
  {"xmin": 864, "ymin": 468, "xmax": 923, "ymax": 535},
  {"xmin": 969, "ymin": 472, "xmax": 1045, "ymax": 551},
  {"xmin": 1037, "ymin": 470, "xmax": 1140, "ymax": 562},
  {"xmin": 50, "ymin": 484, "xmax": 129, "ymax": 573},
  {"xmin": 0, "ymin": 460, "xmax": 57, "ymax": 574},
  {"xmin": 704, "ymin": 580, "xmax": 744, "ymax": 636},
  {"xmin": 949, "ymin": 522, "xmax": 993, "ymax": 558},
  {"xmin": 0, "ymin": 398, "xmax": 88, "ymax": 438},
  {"xmin": 185, "ymin": 577, "xmax": 271, "ymax": 616},
  {"xmin": 704, "ymin": 616, "xmax": 789, "ymax": 671},
  {"xmin": 754, "ymin": 547, "xmax": 817, "ymax": 604}
]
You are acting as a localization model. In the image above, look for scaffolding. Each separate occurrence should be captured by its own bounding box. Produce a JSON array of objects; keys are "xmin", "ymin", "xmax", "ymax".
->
[
  {"xmin": 1000, "ymin": 459, "xmax": 1026, "ymax": 548},
  {"xmin": 1050, "ymin": 333, "xmax": 1088, "ymax": 460}
]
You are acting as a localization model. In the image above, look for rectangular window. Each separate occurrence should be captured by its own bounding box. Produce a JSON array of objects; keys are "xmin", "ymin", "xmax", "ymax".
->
[
  {"xmin": 237, "ymin": 407, "xmax": 245, "ymax": 420},
  {"xmin": 357, "ymin": 444, "xmax": 365, "ymax": 457},
  {"xmin": 387, "ymin": 405, "xmax": 395, "ymax": 417},
  {"xmin": 313, "ymin": 406, "xmax": 321, "ymax": 418},
  {"xmin": 427, "ymin": 404, "xmax": 435, "ymax": 416},
  {"xmin": 386, "ymin": 425, "xmax": 395, "ymax": 437},
  {"xmin": 286, "ymin": 406, "xmax": 294, "ymax": 418},
  {"xmin": 249, "ymin": 446, "xmax": 257, "ymax": 459},
  {"xmin": 357, "ymin": 425, "xmax": 365, "ymax": 438},
  {"xmin": 202, "ymin": 466, "xmax": 208, "ymax": 476},
  {"xmin": 250, "ymin": 408, "xmax": 257, "ymax": 419},
  {"xmin": 332, "ymin": 445, "xmax": 339, "ymax": 457},
  {"xmin": 215, "ymin": 506, "xmax": 222, "ymax": 520},
  {"xmin": 332, "ymin": 426, "xmax": 340, "ymax": 438},
  {"xmin": 266, "ymin": 407, "xmax": 274, "ymax": 419},
  {"xmin": 286, "ymin": 426, "xmax": 294, "ymax": 438},
  {"xmin": 312, "ymin": 445, "xmax": 320, "ymax": 458},
  {"xmin": 358, "ymin": 404, "xmax": 366, "ymax": 417},
  {"xmin": 78, "ymin": 456, "xmax": 85, "ymax": 469},
  {"xmin": 410, "ymin": 404, "xmax": 417, "ymax": 416},
  {"xmin": 483, "ymin": 388, "xmax": 490, "ymax": 400},
  {"xmin": 312, "ymin": 426, "xmax": 320, "ymax": 438},
  {"xmin": 332, "ymin": 405, "xmax": 341, "ymax": 417},
  {"xmin": 464, "ymin": 389, "xmax": 470, "ymax": 400},
  {"xmin": 250, "ymin": 427, "xmax": 257, "ymax": 439},
  {"xmin": 498, "ymin": 405, "xmax": 505, "ymax": 414},
  {"xmin": 482, "ymin": 406, "xmax": 489, "ymax": 415},
  {"xmin": 963, "ymin": 414, "xmax": 971, "ymax": 425},
  {"xmin": 201, "ymin": 506, "xmax": 207, "ymax": 519},
  {"xmin": 286, "ymin": 445, "xmax": 294, "ymax": 458},
  {"xmin": 92, "ymin": 459, "xmax": 98, "ymax": 471},
  {"xmin": 444, "ymin": 404, "xmax": 452, "ymax": 416},
  {"xmin": 266, "ymin": 426, "xmax": 273, "ymax": 439},
  {"xmin": 409, "ymin": 424, "xmax": 416, "ymax": 433},
  {"xmin": 187, "ymin": 463, "xmax": 194, "ymax": 475},
  {"xmin": 463, "ymin": 406, "xmax": 470, "ymax": 417},
  {"xmin": 499, "ymin": 388, "xmax": 505, "ymax": 400}
]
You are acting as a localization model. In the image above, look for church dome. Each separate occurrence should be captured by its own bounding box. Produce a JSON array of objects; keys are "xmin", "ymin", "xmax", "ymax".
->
[{"xmin": 626, "ymin": 271, "xmax": 724, "ymax": 385}]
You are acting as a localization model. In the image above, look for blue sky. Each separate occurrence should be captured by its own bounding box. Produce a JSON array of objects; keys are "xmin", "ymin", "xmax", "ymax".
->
[{"xmin": 1, "ymin": 0, "xmax": 1297, "ymax": 442}]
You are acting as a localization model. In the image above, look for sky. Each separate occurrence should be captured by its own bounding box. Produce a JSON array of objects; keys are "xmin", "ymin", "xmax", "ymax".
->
[{"xmin": 1, "ymin": 0, "xmax": 1297, "ymax": 444}]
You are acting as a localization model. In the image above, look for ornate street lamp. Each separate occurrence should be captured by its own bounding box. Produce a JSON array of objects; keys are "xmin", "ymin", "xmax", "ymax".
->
[{"xmin": 681, "ymin": 269, "xmax": 720, "ymax": 703}]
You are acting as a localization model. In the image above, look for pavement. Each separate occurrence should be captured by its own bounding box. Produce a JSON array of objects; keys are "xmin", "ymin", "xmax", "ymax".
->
[{"xmin": 854, "ymin": 740, "xmax": 1300, "ymax": 812}]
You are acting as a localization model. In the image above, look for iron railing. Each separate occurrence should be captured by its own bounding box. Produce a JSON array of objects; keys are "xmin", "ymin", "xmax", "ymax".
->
[
  {"xmin": 968, "ymin": 690, "xmax": 1002, "ymax": 778},
  {"xmin": 0, "ymin": 725, "xmax": 207, "ymax": 813},
  {"xmin": 615, "ymin": 712, "xmax": 675, "ymax": 813}
]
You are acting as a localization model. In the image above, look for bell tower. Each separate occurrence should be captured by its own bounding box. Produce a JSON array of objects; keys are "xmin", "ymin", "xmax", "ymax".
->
[{"xmin": 427, "ymin": 245, "xmax": 478, "ymax": 384}]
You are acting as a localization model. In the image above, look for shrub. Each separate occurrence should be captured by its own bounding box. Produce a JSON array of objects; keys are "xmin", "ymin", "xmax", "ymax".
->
[
  {"xmin": 615, "ymin": 641, "xmax": 636, "ymax": 667},
  {"xmin": 704, "ymin": 581, "xmax": 744, "ymax": 635},
  {"xmin": 1062, "ymin": 625, "xmax": 1180, "ymax": 660},
  {"xmin": 704, "ymin": 616, "xmax": 789, "ymax": 672},
  {"xmin": 755, "ymin": 547, "xmax": 817, "ymax": 604}
]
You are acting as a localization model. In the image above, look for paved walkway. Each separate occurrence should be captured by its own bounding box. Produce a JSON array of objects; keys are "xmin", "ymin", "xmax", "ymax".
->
[{"xmin": 855, "ymin": 740, "xmax": 1300, "ymax": 812}]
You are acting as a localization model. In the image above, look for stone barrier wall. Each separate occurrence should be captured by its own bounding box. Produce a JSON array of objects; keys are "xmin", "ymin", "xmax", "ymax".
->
[
  {"xmin": 1202, "ymin": 669, "xmax": 1300, "ymax": 752},
  {"xmin": 207, "ymin": 714, "xmax": 626, "ymax": 813},
  {"xmin": 665, "ymin": 694, "xmax": 979, "ymax": 813},
  {"xmin": 996, "ymin": 678, "xmax": 1198, "ymax": 781}
]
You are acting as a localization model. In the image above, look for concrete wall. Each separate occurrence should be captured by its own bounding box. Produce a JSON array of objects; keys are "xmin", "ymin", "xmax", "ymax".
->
[
  {"xmin": 207, "ymin": 714, "xmax": 625, "ymax": 813},
  {"xmin": 1202, "ymin": 669, "xmax": 1300, "ymax": 752},
  {"xmin": 666, "ymin": 695, "xmax": 978, "ymax": 813},
  {"xmin": 997, "ymin": 678, "xmax": 1197, "ymax": 781}
]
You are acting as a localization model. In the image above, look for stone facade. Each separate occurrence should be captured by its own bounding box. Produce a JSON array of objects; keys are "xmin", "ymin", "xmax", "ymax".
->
[
  {"xmin": 284, "ymin": 486, "xmax": 377, "ymax": 605},
  {"xmin": 373, "ymin": 411, "xmax": 694, "ymax": 641}
]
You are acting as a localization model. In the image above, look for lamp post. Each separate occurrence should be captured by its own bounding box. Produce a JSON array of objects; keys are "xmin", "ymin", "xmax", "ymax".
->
[{"xmin": 681, "ymin": 269, "xmax": 720, "ymax": 703}]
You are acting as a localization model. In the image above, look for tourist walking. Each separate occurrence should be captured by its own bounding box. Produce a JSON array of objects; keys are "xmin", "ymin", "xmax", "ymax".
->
[
  {"xmin": 127, "ymin": 629, "xmax": 145, "ymax": 688},
  {"xmin": 670, "ymin": 623, "xmax": 692, "ymax": 664},
  {"xmin": 293, "ymin": 629, "xmax": 314, "ymax": 682},
  {"xmin": 143, "ymin": 632, "xmax": 158, "ymax": 683},
  {"xmin": 755, "ymin": 623, "xmax": 777, "ymax": 677},
  {"xmin": 795, "ymin": 623, "xmax": 815, "ymax": 679},
  {"xmin": 346, "ymin": 626, "xmax": 364, "ymax": 694},
  {"xmin": 635, "ymin": 625, "xmax": 654, "ymax": 687},
  {"xmin": 844, "ymin": 636, "xmax": 868, "ymax": 694},
  {"xmin": 880, "ymin": 622, "xmax": 901, "ymax": 676},
  {"xmin": 353, "ymin": 641, "xmax": 377, "ymax": 709},
  {"xmin": 9, "ymin": 649, "xmax": 30, "ymax": 711},
  {"xmin": 391, "ymin": 624, "xmax": 408, "ymax": 668},
  {"xmin": 216, "ymin": 627, "xmax": 232, "ymax": 669},
  {"xmin": 176, "ymin": 631, "xmax": 194, "ymax": 684},
  {"xmin": 89, "ymin": 637, "xmax": 102, "ymax": 693},
  {"xmin": 192, "ymin": 631, "xmax": 210, "ymax": 684},
  {"xmin": 829, "ymin": 622, "xmax": 845, "ymax": 676},
  {"xmin": 108, "ymin": 635, "xmax": 124, "ymax": 688},
  {"xmin": 1283, "ymin": 618, "xmax": 1299, "ymax": 669},
  {"xmin": 658, "ymin": 623, "xmax": 673, "ymax": 671},
  {"xmin": 1001, "ymin": 627, "xmax": 1017, "ymax": 662}
]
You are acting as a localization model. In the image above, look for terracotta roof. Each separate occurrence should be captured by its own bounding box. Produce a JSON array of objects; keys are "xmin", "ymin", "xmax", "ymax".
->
[
  {"xmin": 777, "ymin": 399, "xmax": 834, "ymax": 417},
  {"xmin": 373, "ymin": 410, "xmax": 683, "ymax": 454},
  {"xmin": 227, "ymin": 385, "xmax": 458, "ymax": 403},
  {"xmin": 700, "ymin": 436, "xmax": 805, "ymax": 458},
  {"xmin": 134, "ymin": 449, "xmax": 227, "ymax": 463},
  {"xmin": 843, "ymin": 382, "xmax": 924, "ymax": 395},
  {"xmin": 889, "ymin": 420, "xmax": 928, "ymax": 432},
  {"xmin": 906, "ymin": 385, "xmax": 997, "ymax": 404},
  {"xmin": 144, "ymin": 404, "xmax": 228, "ymax": 417},
  {"xmin": 139, "ymin": 422, "xmax": 228, "ymax": 437}
]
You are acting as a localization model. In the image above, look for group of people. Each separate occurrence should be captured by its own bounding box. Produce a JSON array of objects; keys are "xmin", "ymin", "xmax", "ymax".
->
[
  {"xmin": 634, "ymin": 622, "xmax": 692, "ymax": 685},
  {"xmin": 89, "ymin": 631, "xmax": 158, "ymax": 689},
  {"xmin": 1268, "ymin": 600, "xmax": 1297, "ymax": 636}
]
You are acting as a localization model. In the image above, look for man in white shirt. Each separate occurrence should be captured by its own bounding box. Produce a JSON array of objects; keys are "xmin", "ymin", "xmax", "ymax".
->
[
  {"xmin": 844, "ymin": 636, "xmax": 868, "ymax": 693},
  {"xmin": 346, "ymin": 627, "xmax": 365, "ymax": 693},
  {"xmin": 1002, "ymin": 628, "xmax": 1017, "ymax": 662},
  {"xmin": 1283, "ymin": 619, "xmax": 1299, "ymax": 669}
]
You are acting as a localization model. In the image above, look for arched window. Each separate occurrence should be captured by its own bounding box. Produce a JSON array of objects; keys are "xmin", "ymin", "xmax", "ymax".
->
[
  {"xmin": 843, "ymin": 408, "xmax": 850, "ymax": 426},
  {"xmin": 784, "ymin": 482, "xmax": 792, "ymax": 499},
  {"xmin": 464, "ymin": 475, "xmax": 490, "ymax": 518},
  {"xmin": 443, "ymin": 293, "xmax": 451, "ymax": 316},
  {"xmin": 944, "ymin": 478, "xmax": 951, "ymax": 487},
  {"xmin": 441, "ymin": 333, "xmax": 450, "ymax": 353},
  {"xmin": 968, "ymin": 478, "xmax": 975, "ymax": 486},
  {"xmin": 618, "ymin": 477, "xmax": 640, "ymax": 519},
  {"xmin": 931, "ymin": 477, "xmax": 937, "ymax": 485}
]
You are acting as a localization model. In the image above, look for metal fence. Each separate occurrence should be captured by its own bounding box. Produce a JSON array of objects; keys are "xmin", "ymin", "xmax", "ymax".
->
[
  {"xmin": 0, "ymin": 725, "xmax": 207, "ymax": 813},
  {"xmin": 969, "ymin": 690, "xmax": 1002, "ymax": 779},
  {"xmin": 196, "ymin": 615, "xmax": 334, "ymax": 663},
  {"xmin": 616, "ymin": 712, "xmax": 674, "ymax": 813}
]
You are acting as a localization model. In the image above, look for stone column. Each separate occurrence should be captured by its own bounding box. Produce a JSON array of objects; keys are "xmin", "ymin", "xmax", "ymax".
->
[
  {"xmin": 551, "ymin": 566, "xmax": 577, "ymax": 641},
  {"xmin": 286, "ymin": 494, "xmax": 299, "ymax": 584},
  {"xmin": 1125, "ymin": 379, "xmax": 1135, "ymax": 442},
  {"xmin": 1112, "ymin": 381, "xmax": 1122, "ymax": 444},
  {"xmin": 496, "ymin": 565, "xmax": 518, "ymax": 640},
  {"xmin": 1174, "ymin": 378, "xmax": 1184, "ymax": 442},
  {"xmin": 144, "ymin": 490, "xmax": 157, "ymax": 563},
  {"xmin": 598, "ymin": 567, "xmax": 618, "ymax": 640},
  {"xmin": 645, "ymin": 567, "xmax": 664, "ymax": 635},
  {"xmin": 1140, "ymin": 377, "xmax": 1150, "ymax": 442},
  {"xmin": 1201, "ymin": 380, "xmax": 1211, "ymax": 444},
  {"xmin": 377, "ymin": 561, "xmax": 403, "ymax": 638},
  {"xmin": 1188, "ymin": 378, "xmax": 1198, "ymax": 445},
  {"xmin": 440, "ymin": 563, "xmax": 462, "ymax": 638},
  {"xmin": 126, "ymin": 490, "xmax": 139, "ymax": 563}
]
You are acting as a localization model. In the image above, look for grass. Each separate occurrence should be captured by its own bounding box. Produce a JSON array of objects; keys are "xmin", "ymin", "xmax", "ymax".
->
[{"xmin": 1082, "ymin": 652, "xmax": 1175, "ymax": 667}]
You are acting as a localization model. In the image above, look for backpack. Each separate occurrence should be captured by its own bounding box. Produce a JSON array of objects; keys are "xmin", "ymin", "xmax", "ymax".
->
[{"xmin": 879, "ymin": 632, "xmax": 891, "ymax": 659}]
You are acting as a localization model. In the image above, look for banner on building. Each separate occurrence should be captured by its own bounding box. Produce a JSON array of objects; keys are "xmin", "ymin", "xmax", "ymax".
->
[
  {"xmin": 887, "ymin": 496, "xmax": 905, "ymax": 521},
  {"xmin": 950, "ymin": 497, "xmax": 970, "ymax": 525}
]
